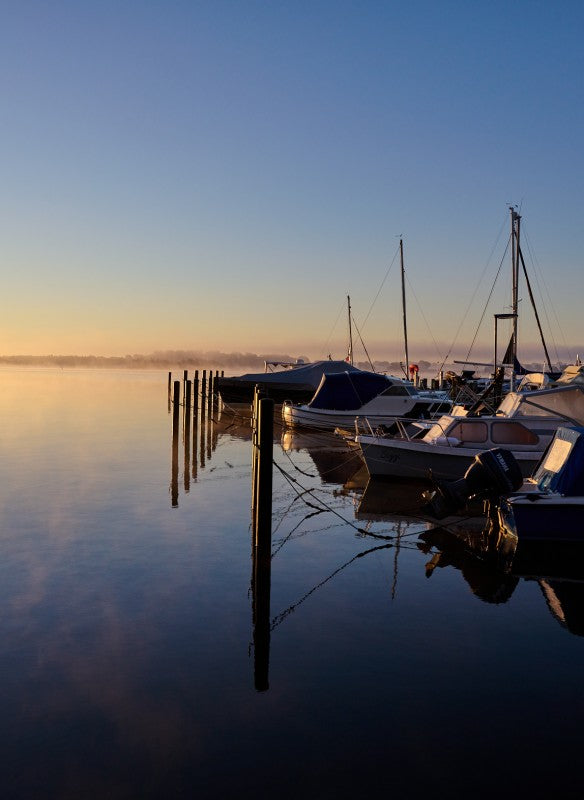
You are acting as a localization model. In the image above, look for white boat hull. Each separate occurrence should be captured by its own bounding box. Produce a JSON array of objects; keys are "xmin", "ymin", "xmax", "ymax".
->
[{"xmin": 282, "ymin": 397, "xmax": 450, "ymax": 431}]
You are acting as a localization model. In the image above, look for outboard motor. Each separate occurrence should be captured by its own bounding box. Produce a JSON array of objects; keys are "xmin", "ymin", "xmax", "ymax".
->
[{"xmin": 423, "ymin": 448, "xmax": 523, "ymax": 520}]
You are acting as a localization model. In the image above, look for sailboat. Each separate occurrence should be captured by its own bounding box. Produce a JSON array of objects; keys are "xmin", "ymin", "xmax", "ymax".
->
[
  {"xmin": 216, "ymin": 296, "xmax": 363, "ymax": 404},
  {"xmin": 281, "ymin": 242, "xmax": 451, "ymax": 430},
  {"xmin": 455, "ymin": 207, "xmax": 555, "ymax": 391}
]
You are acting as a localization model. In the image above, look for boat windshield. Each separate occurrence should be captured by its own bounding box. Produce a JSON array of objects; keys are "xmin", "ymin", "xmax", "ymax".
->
[{"xmin": 422, "ymin": 416, "xmax": 456, "ymax": 442}]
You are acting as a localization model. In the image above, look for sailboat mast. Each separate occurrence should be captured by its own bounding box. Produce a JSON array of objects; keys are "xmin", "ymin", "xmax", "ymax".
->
[
  {"xmin": 347, "ymin": 295, "xmax": 354, "ymax": 366},
  {"xmin": 510, "ymin": 207, "xmax": 520, "ymax": 390},
  {"xmin": 400, "ymin": 238, "xmax": 409, "ymax": 377}
]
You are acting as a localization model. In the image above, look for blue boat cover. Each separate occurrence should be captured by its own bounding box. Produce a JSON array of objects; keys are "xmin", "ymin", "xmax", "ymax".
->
[
  {"xmin": 307, "ymin": 371, "xmax": 392, "ymax": 410},
  {"xmin": 534, "ymin": 426, "xmax": 584, "ymax": 495}
]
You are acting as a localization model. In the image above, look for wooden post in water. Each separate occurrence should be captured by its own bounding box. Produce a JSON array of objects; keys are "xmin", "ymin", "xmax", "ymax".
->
[
  {"xmin": 208, "ymin": 371, "xmax": 214, "ymax": 415},
  {"xmin": 199, "ymin": 371, "xmax": 206, "ymax": 469},
  {"xmin": 168, "ymin": 371, "xmax": 172, "ymax": 411},
  {"xmin": 193, "ymin": 370, "xmax": 199, "ymax": 421},
  {"xmin": 251, "ymin": 386, "xmax": 261, "ymax": 523},
  {"xmin": 252, "ymin": 396, "xmax": 273, "ymax": 691},
  {"xmin": 171, "ymin": 380, "xmax": 180, "ymax": 507},
  {"xmin": 255, "ymin": 397, "xmax": 274, "ymax": 544},
  {"xmin": 213, "ymin": 370, "xmax": 219, "ymax": 413},
  {"xmin": 201, "ymin": 370, "xmax": 207, "ymax": 405},
  {"xmin": 184, "ymin": 380, "xmax": 192, "ymax": 492}
]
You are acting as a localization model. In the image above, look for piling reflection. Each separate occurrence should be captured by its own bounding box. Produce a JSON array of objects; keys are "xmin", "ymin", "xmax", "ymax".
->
[
  {"xmin": 251, "ymin": 528, "xmax": 271, "ymax": 691},
  {"xmin": 168, "ymin": 389, "xmax": 259, "ymax": 507}
]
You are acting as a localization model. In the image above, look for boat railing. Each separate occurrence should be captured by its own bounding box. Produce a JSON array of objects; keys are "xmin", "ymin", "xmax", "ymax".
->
[{"xmin": 356, "ymin": 415, "xmax": 440, "ymax": 442}]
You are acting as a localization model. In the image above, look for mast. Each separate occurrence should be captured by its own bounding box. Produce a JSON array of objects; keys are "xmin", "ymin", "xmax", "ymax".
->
[
  {"xmin": 347, "ymin": 295, "xmax": 354, "ymax": 365},
  {"xmin": 510, "ymin": 207, "xmax": 521, "ymax": 390},
  {"xmin": 400, "ymin": 238, "xmax": 409, "ymax": 377}
]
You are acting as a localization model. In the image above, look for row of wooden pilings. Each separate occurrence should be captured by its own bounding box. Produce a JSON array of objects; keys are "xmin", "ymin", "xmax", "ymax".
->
[
  {"xmin": 169, "ymin": 369, "xmax": 224, "ymax": 507},
  {"xmin": 169, "ymin": 375, "xmax": 274, "ymax": 690},
  {"xmin": 168, "ymin": 368, "xmax": 224, "ymax": 416}
]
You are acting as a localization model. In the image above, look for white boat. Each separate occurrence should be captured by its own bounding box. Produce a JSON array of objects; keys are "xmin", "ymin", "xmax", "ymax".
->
[
  {"xmin": 281, "ymin": 371, "xmax": 451, "ymax": 431},
  {"xmin": 356, "ymin": 384, "xmax": 584, "ymax": 481}
]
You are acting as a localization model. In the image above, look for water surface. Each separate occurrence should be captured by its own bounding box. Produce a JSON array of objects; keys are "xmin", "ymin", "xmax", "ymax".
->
[{"xmin": 1, "ymin": 368, "xmax": 583, "ymax": 799}]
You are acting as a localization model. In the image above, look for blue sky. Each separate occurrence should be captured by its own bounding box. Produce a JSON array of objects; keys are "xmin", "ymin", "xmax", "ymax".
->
[{"xmin": 1, "ymin": 1, "xmax": 583, "ymax": 366}]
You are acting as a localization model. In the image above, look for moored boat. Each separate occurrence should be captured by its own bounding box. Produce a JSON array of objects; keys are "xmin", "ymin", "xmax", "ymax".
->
[
  {"xmin": 282, "ymin": 370, "xmax": 450, "ymax": 431},
  {"xmin": 215, "ymin": 359, "xmax": 364, "ymax": 404},
  {"xmin": 499, "ymin": 425, "xmax": 584, "ymax": 542},
  {"xmin": 356, "ymin": 384, "xmax": 584, "ymax": 482}
]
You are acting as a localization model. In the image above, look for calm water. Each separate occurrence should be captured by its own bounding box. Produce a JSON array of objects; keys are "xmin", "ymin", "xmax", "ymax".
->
[{"xmin": 1, "ymin": 368, "xmax": 583, "ymax": 799}]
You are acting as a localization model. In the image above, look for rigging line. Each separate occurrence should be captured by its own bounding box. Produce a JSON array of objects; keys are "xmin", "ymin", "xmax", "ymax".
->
[
  {"xmin": 350, "ymin": 314, "xmax": 376, "ymax": 371},
  {"xmin": 276, "ymin": 462, "xmax": 339, "ymax": 513},
  {"xmin": 439, "ymin": 212, "xmax": 508, "ymax": 372},
  {"xmin": 522, "ymin": 225, "xmax": 571, "ymax": 365},
  {"xmin": 280, "ymin": 433, "xmax": 364, "ymax": 480},
  {"xmin": 273, "ymin": 460, "xmax": 394, "ymax": 538},
  {"xmin": 319, "ymin": 298, "xmax": 346, "ymax": 360},
  {"xmin": 271, "ymin": 507, "xmax": 327, "ymax": 557},
  {"xmin": 270, "ymin": 542, "xmax": 394, "ymax": 631},
  {"xmin": 463, "ymin": 237, "xmax": 509, "ymax": 364},
  {"xmin": 281, "ymin": 446, "xmax": 317, "ymax": 478},
  {"xmin": 361, "ymin": 243, "xmax": 401, "ymax": 329},
  {"xmin": 403, "ymin": 271, "xmax": 445, "ymax": 365}
]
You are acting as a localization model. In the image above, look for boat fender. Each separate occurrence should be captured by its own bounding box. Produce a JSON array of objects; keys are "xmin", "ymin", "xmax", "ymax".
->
[{"xmin": 430, "ymin": 435, "xmax": 461, "ymax": 446}]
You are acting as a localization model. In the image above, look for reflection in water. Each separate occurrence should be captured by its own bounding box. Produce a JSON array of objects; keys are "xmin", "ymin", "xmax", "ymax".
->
[
  {"xmin": 5, "ymin": 369, "xmax": 584, "ymax": 797},
  {"xmin": 251, "ymin": 523, "xmax": 271, "ymax": 692},
  {"xmin": 281, "ymin": 428, "xmax": 365, "ymax": 487},
  {"xmin": 419, "ymin": 525, "xmax": 584, "ymax": 635}
]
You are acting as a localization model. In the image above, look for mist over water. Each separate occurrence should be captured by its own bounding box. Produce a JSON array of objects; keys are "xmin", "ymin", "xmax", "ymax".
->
[{"xmin": 0, "ymin": 348, "xmax": 571, "ymax": 379}]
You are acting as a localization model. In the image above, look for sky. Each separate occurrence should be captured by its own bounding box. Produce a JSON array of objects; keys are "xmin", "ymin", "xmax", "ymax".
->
[{"xmin": 1, "ymin": 0, "xmax": 583, "ymax": 367}]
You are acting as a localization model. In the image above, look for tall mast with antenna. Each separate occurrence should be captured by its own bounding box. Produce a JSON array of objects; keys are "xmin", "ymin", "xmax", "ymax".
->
[
  {"xmin": 400, "ymin": 238, "xmax": 409, "ymax": 376},
  {"xmin": 511, "ymin": 207, "xmax": 521, "ymax": 377},
  {"xmin": 346, "ymin": 295, "xmax": 354, "ymax": 365}
]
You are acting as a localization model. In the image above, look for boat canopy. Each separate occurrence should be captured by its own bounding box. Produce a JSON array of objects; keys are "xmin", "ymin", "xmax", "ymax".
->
[
  {"xmin": 554, "ymin": 364, "xmax": 584, "ymax": 386},
  {"xmin": 497, "ymin": 386, "xmax": 584, "ymax": 425},
  {"xmin": 232, "ymin": 360, "xmax": 362, "ymax": 386},
  {"xmin": 534, "ymin": 426, "xmax": 584, "ymax": 495},
  {"xmin": 307, "ymin": 371, "xmax": 392, "ymax": 410}
]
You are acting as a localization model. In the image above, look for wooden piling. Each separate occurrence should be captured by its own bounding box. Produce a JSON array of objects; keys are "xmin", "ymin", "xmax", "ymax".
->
[
  {"xmin": 184, "ymin": 381, "xmax": 191, "ymax": 492},
  {"xmin": 251, "ymin": 393, "xmax": 273, "ymax": 691},
  {"xmin": 193, "ymin": 370, "xmax": 199, "ymax": 422},
  {"xmin": 254, "ymin": 397, "xmax": 274, "ymax": 545},
  {"xmin": 171, "ymin": 380, "xmax": 180, "ymax": 507},
  {"xmin": 208, "ymin": 371, "xmax": 214, "ymax": 414}
]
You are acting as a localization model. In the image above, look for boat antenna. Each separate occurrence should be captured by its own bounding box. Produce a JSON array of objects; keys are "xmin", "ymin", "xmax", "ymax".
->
[{"xmin": 400, "ymin": 238, "xmax": 410, "ymax": 377}]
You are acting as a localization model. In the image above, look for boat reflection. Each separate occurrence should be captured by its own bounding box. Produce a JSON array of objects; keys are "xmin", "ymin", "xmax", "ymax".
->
[
  {"xmin": 281, "ymin": 429, "xmax": 366, "ymax": 487},
  {"xmin": 418, "ymin": 525, "xmax": 584, "ymax": 635}
]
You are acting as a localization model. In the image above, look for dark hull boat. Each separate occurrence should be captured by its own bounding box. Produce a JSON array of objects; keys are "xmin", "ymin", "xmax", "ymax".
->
[
  {"xmin": 500, "ymin": 426, "xmax": 584, "ymax": 542},
  {"xmin": 216, "ymin": 360, "xmax": 365, "ymax": 404}
]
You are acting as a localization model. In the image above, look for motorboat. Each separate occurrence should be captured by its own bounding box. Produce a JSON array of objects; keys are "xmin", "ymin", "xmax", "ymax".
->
[
  {"xmin": 281, "ymin": 370, "xmax": 451, "ymax": 431},
  {"xmin": 215, "ymin": 359, "xmax": 365, "ymax": 404},
  {"xmin": 499, "ymin": 425, "xmax": 584, "ymax": 542},
  {"xmin": 356, "ymin": 384, "xmax": 584, "ymax": 481}
]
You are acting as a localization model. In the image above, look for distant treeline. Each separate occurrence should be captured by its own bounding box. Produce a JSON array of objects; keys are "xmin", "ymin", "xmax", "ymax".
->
[
  {"xmin": 0, "ymin": 352, "xmax": 551, "ymax": 375},
  {"xmin": 0, "ymin": 351, "xmax": 309, "ymax": 370}
]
